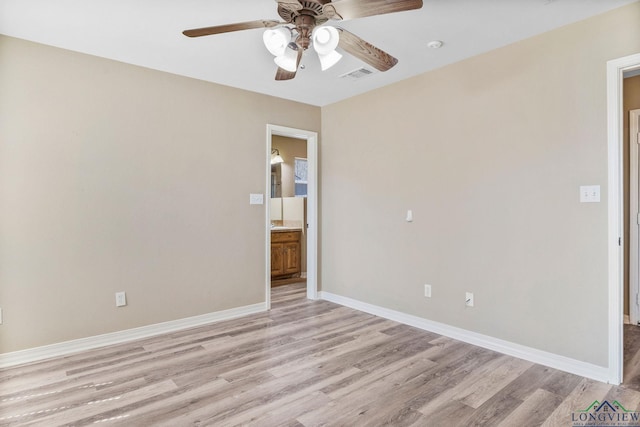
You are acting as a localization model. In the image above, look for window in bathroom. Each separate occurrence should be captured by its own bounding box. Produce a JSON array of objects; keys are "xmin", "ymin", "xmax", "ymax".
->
[{"xmin": 294, "ymin": 157, "xmax": 308, "ymax": 197}]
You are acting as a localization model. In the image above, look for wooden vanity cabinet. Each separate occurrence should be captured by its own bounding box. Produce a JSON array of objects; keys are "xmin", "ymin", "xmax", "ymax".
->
[{"xmin": 271, "ymin": 230, "xmax": 301, "ymax": 279}]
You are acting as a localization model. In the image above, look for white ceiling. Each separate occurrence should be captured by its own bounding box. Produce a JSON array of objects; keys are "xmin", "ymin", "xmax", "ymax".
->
[{"xmin": 0, "ymin": 0, "xmax": 637, "ymax": 106}]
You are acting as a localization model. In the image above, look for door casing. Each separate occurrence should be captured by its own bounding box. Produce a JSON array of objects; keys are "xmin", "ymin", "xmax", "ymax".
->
[
  {"xmin": 265, "ymin": 124, "xmax": 318, "ymax": 308},
  {"xmin": 629, "ymin": 109, "xmax": 640, "ymax": 326},
  {"xmin": 607, "ymin": 53, "xmax": 640, "ymax": 385}
]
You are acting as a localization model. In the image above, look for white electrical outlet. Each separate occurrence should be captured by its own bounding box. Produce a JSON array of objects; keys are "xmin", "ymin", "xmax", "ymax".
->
[
  {"xmin": 465, "ymin": 292, "xmax": 474, "ymax": 307},
  {"xmin": 0, "ymin": 307, "xmax": 3, "ymax": 324},
  {"xmin": 115, "ymin": 292, "xmax": 127, "ymax": 307},
  {"xmin": 424, "ymin": 284, "xmax": 432, "ymax": 298},
  {"xmin": 249, "ymin": 194, "xmax": 264, "ymax": 205},
  {"xmin": 580, "ymin": 185, "xmax": 600, "ymax": 203}
]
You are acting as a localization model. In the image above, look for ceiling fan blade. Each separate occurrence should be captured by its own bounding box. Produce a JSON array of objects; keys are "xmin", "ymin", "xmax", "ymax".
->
[
  {"xmin": 329, "ymin": 0, "xmax": 422, "ymax": 20},
  {"xmin": 183, "ymin": 20, "xmax": 281, "ymax": 37},
  {"xmin": 336, "ymin": 28, "xmax": 398, "ymax": 72},
  {"xmin": 275, "ymin": 67, "xmax": 296, "ymax": 81},
  {"xmin": 275, "ymin": 0, "xmax": 303, "ymax": 11},
  {"xmin": 275, "ymin": 45, "xmax": 303, "ymax": 81}
]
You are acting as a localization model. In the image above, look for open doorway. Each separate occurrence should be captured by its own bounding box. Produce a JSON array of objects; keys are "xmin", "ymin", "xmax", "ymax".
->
[
  {"xmin": 270, "ymin": 135, "xmax": 308, "ymax": 288},
  {"xmin": 265, "ymin": 125, "xmax": 318, "ymax": 309},
  {"xmin": 624, "ymin": 73, "xmax": 640, "ymax": 388},
  {"xmin": 608, "ymin": 53, "xmax": 640, "ymax": 385}
]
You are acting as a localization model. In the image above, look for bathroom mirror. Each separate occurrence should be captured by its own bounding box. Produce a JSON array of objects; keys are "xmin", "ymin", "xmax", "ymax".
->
[
  {"xmin": 271, "ymin": 163, "xmax": 282, "ymax": 198},
  {"xmin": 271, "ymin": 164, "xmax": 283, "ymax": 222}
]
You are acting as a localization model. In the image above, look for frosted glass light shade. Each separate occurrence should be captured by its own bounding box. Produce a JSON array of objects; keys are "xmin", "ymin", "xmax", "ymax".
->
[
  {"xmin": 312, "ymin": 26, "xmax": 341, "ymax": 70},
  {"xmin": 318, "ymin": 50, "xmax": 342, "ymax": 71},
  {"xmin": 271, "ymin": 149, "xmax": 284, "ymax": 164},
  {"xmin": 263, "ymin": 28, "xmax": 291, "ymax": 57},
  {"xmin": 312, "ymin": 26, "xmax": 339, "ymax": 55},
  {"xmin": 274, "ymin": 44, "xmax": 298, "ymax": 72}
]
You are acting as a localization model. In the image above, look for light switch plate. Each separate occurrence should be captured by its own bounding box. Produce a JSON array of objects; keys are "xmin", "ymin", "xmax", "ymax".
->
[
  {"xmin": 115, "ymin": 292, "xmax": 127, "ymax": 307},
  {"xmin": 424, "ymin": 284, "xmax": 431, "ymax": 298},
  {"xmin": 249, "ymin": 194, "xmax": 264, "ymax": 205},
  {"xmin": 580, "ymin": 185, "xmax": 600, "ymax": 203}
]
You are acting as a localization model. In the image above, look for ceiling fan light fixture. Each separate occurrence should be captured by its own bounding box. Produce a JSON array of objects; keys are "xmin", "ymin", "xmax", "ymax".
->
[
  {"xmin": 263, "ymin": 27, "xmax": 291, "ymax": 57},
  {"xmin": 317, "ymin": 50, "xmax": 343, "ymax": 71},
  {"xmin": 312, "ymin": 26, "xmax": 342, "ymax": 70},
  {"xmin": 312, "ymin": 26, "xmax": 340, "ymax": 55},
  {"xmin": 274, "ymin": 43, "xmax": 299, "ymax": 72}
]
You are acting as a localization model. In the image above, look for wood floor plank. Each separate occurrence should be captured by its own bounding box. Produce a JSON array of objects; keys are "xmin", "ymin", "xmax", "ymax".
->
[
  {"xmin": 101, "ymin": 374, "xmax": 265, "ymax": 426},
  {"xmin": 238, "ymin": 391, "xmax": 332, "ymax": 427},
  {"xmin": 540, "ymin": 369, "xmax": 582, "ymax": 398},
  {"xmin": 457, "ymin": 356, "xmax": 533, "ymax": 409},
  {"xmin": 166, "ymin": 366, "xmax": 361, "ymax": 426},
  {"xmin": 2, "ymin": 282, "xmax": 640, "ymax": 426},
  {"xmin": 322, "ymin": 350, "xmax": 437, "ymax": 400},
  {"xmin": 497, "ymin": 388, "xmax": 563, "ymax": 427},
  {"xmin": 414, "ymin": 399, "xmax": 476, "ymax": 427},
  {"xmin": 541, "ymin": 378, "xmax": 612, "ymax": 427},
  {"xmin": 455, "ymin": 364, "xmax": 557, "ymax": 427},
  {"xmin": 603, "ymin": 385, "xmax": 640, "ymax": 413},
  {"xmin": 461, "ymin": 393, "xmax": 522, "ymax": 427},
  {"xmin": 417, "ymin": 352, "xmax": 509, "ymax": 415}
]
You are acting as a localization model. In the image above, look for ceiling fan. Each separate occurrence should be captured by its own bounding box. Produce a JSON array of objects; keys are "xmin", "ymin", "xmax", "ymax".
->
[{"xmin": 182, "ymin": 0, "xmax": 423, "ymax": 81}]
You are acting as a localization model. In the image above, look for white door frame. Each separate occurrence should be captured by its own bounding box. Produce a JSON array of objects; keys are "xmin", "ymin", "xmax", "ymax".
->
[
  {"xmin": 630, "ymin": 109, "xmax": 640, "ymax": 326},
  {"xmin": 265, "ymin": 124, "xmax": 318, "ymax": 309},
  {"xmin": 607, "ymin": 53, "xmax": 640, "ymax": 385}
]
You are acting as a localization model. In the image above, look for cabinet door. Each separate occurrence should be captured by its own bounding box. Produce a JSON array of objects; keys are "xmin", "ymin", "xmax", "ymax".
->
[
  {"xmin": 282, "ymin": 242, "xmax": 300, "ymax": 275},
  {"xmin": 271, "ymin": 243, "xmax": 284, "ymax": 276}
]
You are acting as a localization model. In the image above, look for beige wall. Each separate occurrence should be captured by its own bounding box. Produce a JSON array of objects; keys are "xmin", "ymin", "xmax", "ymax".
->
[
  {"xmin": 3, "ymin": 3, "xmax": 640, "ymax": 370},
  {"xmin": 320, "ymin": 3, "xmax": 640, "ymax": 367},
  {"xmin": 624, "ymin": 75, "xmax": 640, "ymax": 315},
  {"xmin": 0, "ymin": 35, "xmax": 320, "ymax": 353}
]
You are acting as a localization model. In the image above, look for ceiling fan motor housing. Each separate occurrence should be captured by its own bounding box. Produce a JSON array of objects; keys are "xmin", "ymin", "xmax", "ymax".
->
[
  {"xmin": 277, "ymin": 0, "xmax": 332, "ymax": 24},
  {"xmin": 278, "ymin": 0, "xmax": 337, "ymax": 50}
]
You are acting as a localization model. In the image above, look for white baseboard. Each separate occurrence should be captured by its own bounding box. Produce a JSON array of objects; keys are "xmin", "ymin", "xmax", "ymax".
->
[
  {"xmin": 320, "ymin": 291, "xmax": 610, "ymax": 384},
  {"xmin": 0, "ymin": 302, "xmax": 267, "ymax": 369}
]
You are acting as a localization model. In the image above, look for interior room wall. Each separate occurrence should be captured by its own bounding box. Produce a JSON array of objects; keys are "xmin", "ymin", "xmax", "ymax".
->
[
  {"xmin": 319, "ymin": 3, "xmax": 640, "ymax": 368},
  {"xmin": 0, "ymin": 35, "xmax": 320, "ymax": 353},
  {"xmin": 624, "ymin": 75, "xmax": 640, "ymax": 316}
]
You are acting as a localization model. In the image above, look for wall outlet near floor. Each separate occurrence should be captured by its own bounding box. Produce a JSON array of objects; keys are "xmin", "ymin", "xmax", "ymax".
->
[
  {"xmin": 115, "ymin": 292, "xmax": 127, "ymax": 307},
  {"xmin": 424, "ymin": 284, "xmax": 432, "ymax": 298},
  {"xmin": 0, "ymin": 307, "xmax": 3, "ymax": 324},
  {"xmin": 465, "ymin": 292, "xmax": 474, "ymax": 307}
]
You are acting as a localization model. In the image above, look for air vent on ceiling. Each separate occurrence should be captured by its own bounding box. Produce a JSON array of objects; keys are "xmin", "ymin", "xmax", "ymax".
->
[{"xmin": 340, "ymin": 68, "xmax": 374, "ymax": 80}]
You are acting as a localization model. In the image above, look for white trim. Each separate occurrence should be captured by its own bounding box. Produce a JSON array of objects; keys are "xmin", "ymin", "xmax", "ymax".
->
[
  {"xmin": 321, "ymin": 292, "xmax": 610, "ymax": 383},
  {"xmin": 607, "ymin": 52, "xmax": 640, "ymax": 385},
  {"xmin": 630, "ymin": 109, "xmax": 640, "ymax": 325},
  {"xmin": 305, "ymin": 135, "xmax": 318, "ymax": 300},
  {"xmin": 265, "ymin": 126, "xmax": 274, "ymax": 310},
  {"xmin": 0, "ymin": 302, "xmax": 266, "ymax": 369},
  {"xmin": 266, "ymin": 124, "xmax": 319, "ymax": 303}
]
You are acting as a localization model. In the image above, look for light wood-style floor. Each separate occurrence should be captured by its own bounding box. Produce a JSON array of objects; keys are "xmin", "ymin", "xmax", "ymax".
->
[
  {"xmin": 624, "ymin": 323, "xmax": 640, "ymax": 391},
  {"xmin": 3, "ymin": 283, "xmax": 640, "ymax": 426}
]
